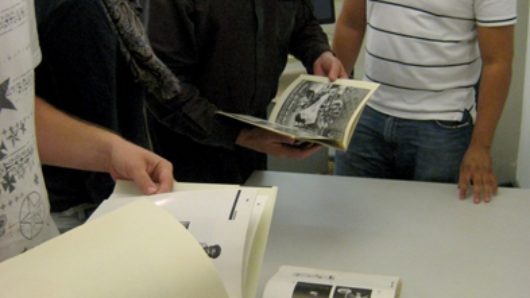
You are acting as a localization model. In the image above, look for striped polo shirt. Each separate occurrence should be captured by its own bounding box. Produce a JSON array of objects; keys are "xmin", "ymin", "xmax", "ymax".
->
[{"xmin": 363, "ymin": 0, "xmax": 517, "ymax": 121}]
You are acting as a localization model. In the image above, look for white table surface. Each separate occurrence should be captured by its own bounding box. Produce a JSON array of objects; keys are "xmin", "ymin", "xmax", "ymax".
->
[{"xmin": 245, "ymin": 171, "xmax": 530, "ymax": 298}]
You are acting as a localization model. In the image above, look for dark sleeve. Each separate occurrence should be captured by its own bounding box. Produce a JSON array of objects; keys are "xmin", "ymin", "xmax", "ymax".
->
[
  {"xmin": 146, "ymin": 0, "xmax": 240, "ymax": 149},
  {"xmin": 289, "ymin": 0, "xmax": 332, "ymax": 73},
  {"xmin": 145, "ymin": 83, "xmax": 240, "ymax": 149}
]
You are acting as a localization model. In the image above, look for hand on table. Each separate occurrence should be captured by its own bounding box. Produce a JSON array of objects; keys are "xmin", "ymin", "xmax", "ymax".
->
[{"xmin": 458, "ymin": 144, "xmax": 497, "ymax": 203}]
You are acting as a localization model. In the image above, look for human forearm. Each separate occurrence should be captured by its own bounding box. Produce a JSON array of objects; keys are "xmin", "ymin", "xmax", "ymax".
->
[
  {"xmin": 470, "ymin": 61, "xmax": 512, "ymax": 149},
  {"xmin": 145, "ymin": 84, "xmax": 240, "ymax": 149},
  {"xmin": 458, "ymin": 25, "xmax": 513, "ymax": 203},
  {"xmin": 332, "ymin": 0, "xmax": 366, "ymax": 75},
  {"xmin": 470, "ymin": 25, "xmax": 514, "ymax": 149},
  {"xmin": 332, "ymin": 23, "xmax": 364, "ymax": 75},
  {"xmin": 35, "ymin": 97, "xmax": 117, "ymax": 171},
  {"xmin": 459, "ymin": 62, "xmax": 510, "ymax": 202},
  {"xmin": 35, "ymin": 97, "xmax": 174, "ymax": 194}
]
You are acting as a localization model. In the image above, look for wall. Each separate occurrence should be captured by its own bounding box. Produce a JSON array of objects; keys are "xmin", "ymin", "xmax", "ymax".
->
[{"xmin": 516, "ymin": 1, "xmax": 530, "ymax": 188}]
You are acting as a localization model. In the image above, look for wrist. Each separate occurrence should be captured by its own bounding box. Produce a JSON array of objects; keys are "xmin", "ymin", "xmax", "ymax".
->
[
  {"xmin": 100, "ymin": 132, "xmax": 123, "ymax": 173},
  {"xmin": 468, "ymin": 141, "xmax": 491, "ymax": 151}
]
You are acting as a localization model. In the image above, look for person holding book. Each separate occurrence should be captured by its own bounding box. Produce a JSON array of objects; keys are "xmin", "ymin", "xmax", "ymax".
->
[
  {"xmin": 145, "ymin": 0, "xmax": 348, "ymax": 184},
  {"xmin": 332, "ymin": 0, "xmax": 516, "ymax": 203},
  {"xmin": 0, "ymin": 0, "xmax": 173, "ymax": 262}
]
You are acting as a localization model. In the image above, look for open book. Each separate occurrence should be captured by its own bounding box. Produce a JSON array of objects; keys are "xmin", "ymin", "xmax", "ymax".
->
[
  {"xmin": 217, "ymin": 74, "xmax": 379, "ymax": 150},
  {"xmin": 263, "ymin": 265, "xmax": 400, "ymax": 298},
  {"xmin": 0, "ymin": 181, "xmax": 277, "ymax": 298}
]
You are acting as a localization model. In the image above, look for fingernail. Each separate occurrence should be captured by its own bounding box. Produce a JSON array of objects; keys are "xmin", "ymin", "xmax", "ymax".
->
[{"xmin": 147, "ymin": 186, "xmax": 157, "ymax": 194}]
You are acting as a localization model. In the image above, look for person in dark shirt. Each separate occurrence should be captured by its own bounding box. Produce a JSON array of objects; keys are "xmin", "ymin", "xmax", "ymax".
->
[{"xmin": 146, "ymin": 0, "xmax": 347, "ymax": 184}]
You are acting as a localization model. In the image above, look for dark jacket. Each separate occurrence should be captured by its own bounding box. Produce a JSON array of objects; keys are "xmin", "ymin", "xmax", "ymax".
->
[{"xmin": 147, "ymin": 0, "xmax": 330, "ymax": 183}]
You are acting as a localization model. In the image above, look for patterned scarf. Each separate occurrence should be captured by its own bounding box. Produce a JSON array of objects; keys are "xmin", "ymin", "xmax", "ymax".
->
[{"xmin": 100, "ymin": 0, "xmax": 182, "ymax": 102}]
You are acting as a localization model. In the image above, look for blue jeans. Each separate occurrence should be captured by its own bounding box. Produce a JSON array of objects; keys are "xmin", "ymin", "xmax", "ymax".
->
[{"xmin": 335, "ymin": 106, "xmax": 473, "ymax": 183}]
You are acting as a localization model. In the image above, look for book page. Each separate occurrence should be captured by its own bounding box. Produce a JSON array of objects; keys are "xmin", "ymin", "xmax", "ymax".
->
[
  {"xmin": 94, "ymin": 181, "xmax": 277, "ymax": 298},
  {"xmin": 263, "ymin": 265, "xmax": 400, "ymax": 298},
  {"xmin": 90, "ymin": 188, "xmax": 258, "ymax": 298},
  {"xmin": 154, "ymin": 189, "xmax": 257, "ymax": 298},
  {"xmin": 0, "ymin": 200, "xmax": 229, "ymax": 298},
  {"xmin": 216, "ymin": 111, "xmax": 331, "ymax": 140},
  {"xmin": 269, "ymin": 75, "xmax": 379, "ymax": 149},
  {"xmin": 243, "ymin": 187, "xmax": 278, "ymax": 298}
]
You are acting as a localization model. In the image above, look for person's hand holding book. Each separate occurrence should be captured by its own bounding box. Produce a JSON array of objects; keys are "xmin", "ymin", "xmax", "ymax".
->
[{"xmin": 236, "ymin": 127, "xmax": 321, "ymax": 159}]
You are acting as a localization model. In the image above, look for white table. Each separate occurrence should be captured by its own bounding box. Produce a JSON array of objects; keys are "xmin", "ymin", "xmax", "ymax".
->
[{"xmin": 245, "ymin": 171, "xmax": 530, "ymax": 298}]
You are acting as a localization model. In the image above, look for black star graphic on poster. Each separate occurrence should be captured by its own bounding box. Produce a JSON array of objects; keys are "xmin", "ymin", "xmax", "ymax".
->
[
  {"xmin": 0, "ymin": 79, "xmax": 16, "ymax": 113},
  {"xmin": 2, "ymin": 172, "xmax": 16, "ymax": 193}
]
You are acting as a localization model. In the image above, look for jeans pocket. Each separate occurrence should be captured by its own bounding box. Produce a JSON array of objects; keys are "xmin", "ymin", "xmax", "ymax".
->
[
  {"xmin": 434, "ymin": 120, "xmax": 470, "ymax": 129},
  {"xmin": 434, "ymin": 111, "xmax": 472, "ymax": 129}
]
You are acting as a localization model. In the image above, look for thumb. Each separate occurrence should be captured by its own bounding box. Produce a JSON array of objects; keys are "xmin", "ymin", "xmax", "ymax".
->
[{"xmin": 130, "ymin": 170, "xmax": 159, "ymax": 195}]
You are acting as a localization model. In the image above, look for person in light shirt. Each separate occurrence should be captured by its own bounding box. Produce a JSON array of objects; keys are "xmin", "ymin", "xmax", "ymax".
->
[
  {"xmin": 333, "ymin": 0, "xmax": 516, "ymax": 203},
  {"xmin": 0, "ymin": 0, "xmax": 173, "ymax": 262}
]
